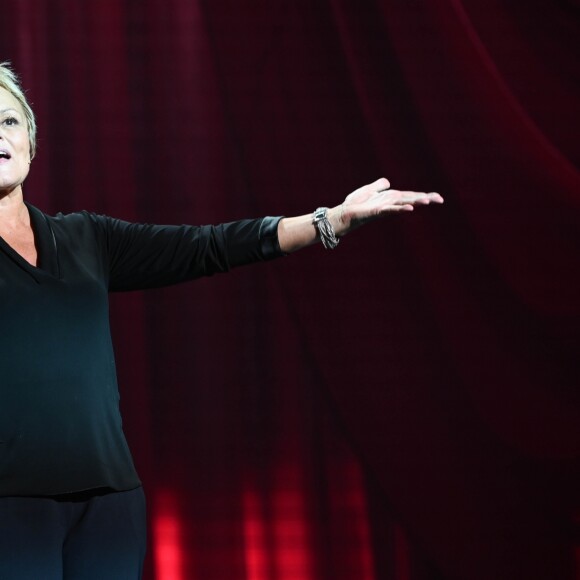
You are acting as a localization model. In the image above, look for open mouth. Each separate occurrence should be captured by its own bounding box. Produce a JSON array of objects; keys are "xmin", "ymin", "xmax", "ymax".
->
[{"xmin": 0, "ymin": 150, "xmax": 11, "ymax": 161}]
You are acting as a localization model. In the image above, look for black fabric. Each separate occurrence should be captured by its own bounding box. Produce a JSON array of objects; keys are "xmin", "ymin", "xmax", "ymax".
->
[
  {"xmin": 0, "ymin": 205, "xmax": 284, "ymax": 496},
  {"xmin": 0, "ymin": 487, "xmax": 146, "ymax": 580}
]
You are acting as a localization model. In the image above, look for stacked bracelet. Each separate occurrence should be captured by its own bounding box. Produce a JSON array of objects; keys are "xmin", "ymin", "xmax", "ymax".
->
[{"xmin": 312, "ymin": 207, "xmax": 340, "ymax": 249}]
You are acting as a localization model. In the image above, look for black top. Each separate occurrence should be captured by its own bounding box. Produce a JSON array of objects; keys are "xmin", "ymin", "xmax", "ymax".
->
[{"xmin": 0, "ymin": 204, "xmax": 284, "ymax": 496}]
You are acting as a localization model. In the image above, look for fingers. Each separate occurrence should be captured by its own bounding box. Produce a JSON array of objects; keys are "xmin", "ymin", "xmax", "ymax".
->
[
  {"xmin": 424, "ymin": 192, "xmax": 444, "ymax": 203},
  {"xmin": 367, "ymin": 177, "xmax": 443, "ymax": 204},
  {"xmin": 365, "ymin": 177, "xmax": 443, "ymax": 205},
  {"xmin": 365, "ymin": 179, "xmax": 443, "ymax": 205},
  {"xmin": 386, "ymin": 204, "xmax": 414, "ymax": 212},
  {"xmin": 370, "ymin": 177, "xmax": 390, "ymax": 192},
  {"xmin": 390, "ymin": 190, "xmax": 444, "ymax": 205}
]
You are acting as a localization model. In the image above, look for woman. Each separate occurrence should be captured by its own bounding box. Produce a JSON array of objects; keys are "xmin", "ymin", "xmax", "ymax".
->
[{"xmin": 0, "ymin": 62, "xmax": 443, "ymax": 579}]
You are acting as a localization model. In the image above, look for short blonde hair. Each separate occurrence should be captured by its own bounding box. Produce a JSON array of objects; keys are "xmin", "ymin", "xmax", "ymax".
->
[{"xmin": 0, "ymin": 62, "xmax": 37, "ymax": 159}]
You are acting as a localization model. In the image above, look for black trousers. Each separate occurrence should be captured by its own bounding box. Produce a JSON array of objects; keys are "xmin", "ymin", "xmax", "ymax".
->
[{"xmin": 0, "ymin": 487, "xmax": 146, "ymax": 580}]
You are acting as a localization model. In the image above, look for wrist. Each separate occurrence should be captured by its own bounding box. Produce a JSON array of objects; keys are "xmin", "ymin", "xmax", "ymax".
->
[{"xmin": 327, "ymin": 204, "xmax": 349, "ymax": 237}]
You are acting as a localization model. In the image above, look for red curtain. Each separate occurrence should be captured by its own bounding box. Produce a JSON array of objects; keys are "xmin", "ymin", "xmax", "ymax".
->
[{"xmin": 2, "ymin": 1, "xmax": 580, "ymax": 578}]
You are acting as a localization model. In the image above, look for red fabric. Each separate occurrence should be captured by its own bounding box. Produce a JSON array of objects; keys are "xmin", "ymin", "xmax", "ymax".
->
[{"xmin": 2, "ymin": 1, "xmax": 579, "ymax": 578}]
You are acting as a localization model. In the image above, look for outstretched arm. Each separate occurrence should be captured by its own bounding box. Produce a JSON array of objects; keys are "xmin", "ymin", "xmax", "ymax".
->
[{"xmin": 277, "ymin": 178, "xmax": 444, "ymax": 253}]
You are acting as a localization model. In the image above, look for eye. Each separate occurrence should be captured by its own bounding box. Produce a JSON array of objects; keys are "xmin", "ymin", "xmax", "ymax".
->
[{"xmin": 2, "ymin": 116, "xmax": 20, "ymax": 127}]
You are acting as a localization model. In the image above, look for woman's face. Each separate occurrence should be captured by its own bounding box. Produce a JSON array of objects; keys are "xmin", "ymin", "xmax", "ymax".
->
[{"xmin": 0, "ymin": 87, "xmax": 31, "ymax": 195}]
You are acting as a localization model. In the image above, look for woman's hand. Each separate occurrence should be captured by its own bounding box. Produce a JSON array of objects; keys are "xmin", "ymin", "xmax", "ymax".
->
[
  {"xmin": 277, "ymin": 177, "xmax": 443, "ymax": 253},
  {"xmin": 330, "ymin": 177, "xmax": 444, "ymax": 236}
]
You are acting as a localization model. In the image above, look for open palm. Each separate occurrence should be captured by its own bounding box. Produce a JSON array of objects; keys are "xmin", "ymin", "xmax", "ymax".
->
[{"xmin": 341, "ymin": 178, "xmax": 444, "ymax": 231}]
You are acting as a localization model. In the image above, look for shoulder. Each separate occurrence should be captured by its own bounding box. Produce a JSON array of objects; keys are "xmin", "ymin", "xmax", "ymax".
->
[
  {"xmin": 29, "ymin": 205, "xmax": 117, "ymax": 244},
  {"xmin": 37, "ymin": 207, "xmax": 122, "ymax": 232}
]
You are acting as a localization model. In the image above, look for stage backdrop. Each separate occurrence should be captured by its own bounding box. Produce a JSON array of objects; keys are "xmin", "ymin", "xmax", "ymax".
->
[{"xmin": 2, "ymin": 1, "xmax": 580, "ymax": 579}]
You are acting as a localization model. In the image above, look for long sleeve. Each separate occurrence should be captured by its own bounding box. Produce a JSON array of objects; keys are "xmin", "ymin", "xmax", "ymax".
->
[{"xmin": 87, "ymin": 214, "xmax": 284, "ymax": 292}]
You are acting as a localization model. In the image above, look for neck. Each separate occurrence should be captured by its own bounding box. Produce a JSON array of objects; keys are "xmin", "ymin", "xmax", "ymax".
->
[{"xmin": 0, "ymin": 186, "xmax": 28, "ymax": 226}]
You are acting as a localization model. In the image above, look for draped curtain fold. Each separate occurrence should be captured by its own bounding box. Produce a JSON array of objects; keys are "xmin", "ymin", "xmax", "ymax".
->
[{"xmin": 2, "ymin": 1, "xmax": 579, "ymax": 579}]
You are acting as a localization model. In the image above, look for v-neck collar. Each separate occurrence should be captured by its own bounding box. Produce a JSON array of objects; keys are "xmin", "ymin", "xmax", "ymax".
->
[{"xmin": 0, "ymin": 202, "xmax": 60, "ymax": 282}]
